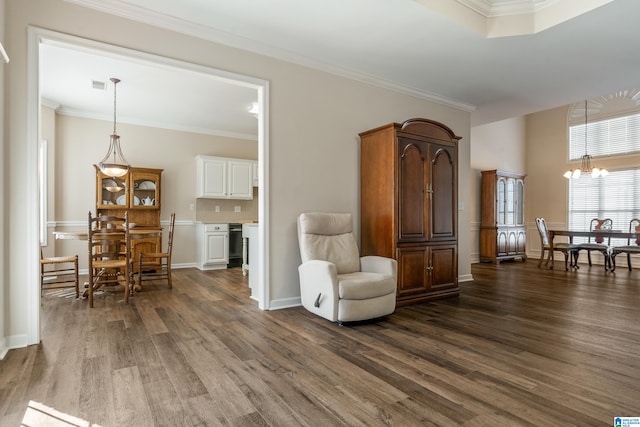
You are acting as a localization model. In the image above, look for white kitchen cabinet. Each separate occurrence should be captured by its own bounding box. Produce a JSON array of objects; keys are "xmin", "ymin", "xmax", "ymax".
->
[
  {"xmin": 252, "ymin": 161, "xmax": 259, "ymax": 187},
  {"xmin": 228, "ymin": 160, "xmax": 253, "ymax": 199},
  {"xmin": 196, "ymin": 155, "xmax": 253, "ymax": 200},
  {"xmin": 196, "ymin": 223, "xmax": 229, "ymax": 270}
]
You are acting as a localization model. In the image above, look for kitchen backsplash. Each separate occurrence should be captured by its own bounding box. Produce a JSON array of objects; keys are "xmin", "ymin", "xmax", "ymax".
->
[{"xmin": 196, "ymin": 187, "xmax": 259, "ymax": 223}]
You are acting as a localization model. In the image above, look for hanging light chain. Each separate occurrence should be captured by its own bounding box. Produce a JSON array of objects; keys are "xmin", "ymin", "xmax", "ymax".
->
[{"xmin": 111, "ymin": 77, "xmax": 120, "ymax": 135}]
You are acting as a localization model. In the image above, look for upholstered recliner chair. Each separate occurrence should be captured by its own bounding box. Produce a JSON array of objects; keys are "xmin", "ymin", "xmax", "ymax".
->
[{"xmin": 297, "ymin": 212, "xmax": 397, "ymax": 324}]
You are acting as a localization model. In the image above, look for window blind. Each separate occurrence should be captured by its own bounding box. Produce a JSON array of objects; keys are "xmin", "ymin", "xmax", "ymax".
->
[
  {"xmin": 569, "ymin": 112, "xmax": 640, "ymax": 159},
  {"xmin": 568, "ymin": 168, "xmax": 640, "ymax": 244}
]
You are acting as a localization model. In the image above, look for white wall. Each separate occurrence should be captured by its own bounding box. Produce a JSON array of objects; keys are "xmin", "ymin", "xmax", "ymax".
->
[
  {"xmin": 46, "ymin": 111, "xmax": 259, "ymax": 271},
  {"xmin": 0, "ymin": 0, "xmax": 7, "ymax": 359},
  {"xmin": 469, "ymin": 117, "xmax": 526, "ymax": 262},
  {"xmin": 2, "ymin": 0, "xmax": 471, "ymax": 351}
]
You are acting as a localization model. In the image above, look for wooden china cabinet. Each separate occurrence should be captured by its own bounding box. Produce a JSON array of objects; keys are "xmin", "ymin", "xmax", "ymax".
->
[
  {"xmin": 479, "ymin": 169, "xmax": 526, "ymax": 264},
  {"xmin": 360, "ymin": 118, "xmax": 460, "ymax": 306},
  {"xmin": 95, "ymin": 165, "xmax": 163, "ymax": 272}
]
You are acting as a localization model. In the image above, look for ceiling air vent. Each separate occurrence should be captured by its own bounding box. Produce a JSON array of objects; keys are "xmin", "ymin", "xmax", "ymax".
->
[{"xmin": 92, "ymin": 80, "xmax": 107, "ymax": 91}]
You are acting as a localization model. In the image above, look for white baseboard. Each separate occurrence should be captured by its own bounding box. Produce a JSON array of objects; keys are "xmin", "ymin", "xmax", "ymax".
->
[
  {"xmin": 268, "ymin": 296, "xmax": 301, "ymax": 310},
  {"xmin": 1, "ymin": 334, "xmax": 29, "ymax": 359},
  {"xmin": 0, "ymin": 337, "xmax": 7, "ymax": 360}
]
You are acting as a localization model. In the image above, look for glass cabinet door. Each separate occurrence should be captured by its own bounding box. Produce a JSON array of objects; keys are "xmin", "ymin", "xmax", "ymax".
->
[
  {"xmin": 497, "ymin": 178, "xmax": 506, "ymax": 225},
  {"xmin": 506, "ymin": 178, "xmax": 515, "ymax": 225},
  {"xmin": 131, "ymin": 171, "xmax": 160, "ymax": 208},
  {"xmin": 516, "ymin": 179, "xmax": 524, "ymax": 225},
  {"xmin": 96, "ymin": 168, "xmax": 128, "ymax": 208}
]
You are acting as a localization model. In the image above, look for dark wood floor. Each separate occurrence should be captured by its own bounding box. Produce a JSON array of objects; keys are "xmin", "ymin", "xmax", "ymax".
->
[{"xmin": 1, "ymin": 260, "xmax": 639, "ymax": 426}]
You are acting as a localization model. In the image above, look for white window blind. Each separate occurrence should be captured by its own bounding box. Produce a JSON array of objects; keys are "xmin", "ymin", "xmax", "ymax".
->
[
  {"xmin": 569, "ymin": 112, "xmax": 640, "ymax": 159},
  {"xmin": 568, "ymin": 168, "xmax": 640, "ymax": 243}
]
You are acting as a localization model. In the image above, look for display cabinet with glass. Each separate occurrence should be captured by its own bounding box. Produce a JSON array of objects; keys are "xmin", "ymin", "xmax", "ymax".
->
[
  {"xmin": 480, "ymin": 169, "xmax": 526, "ymax": 264},
  {"xmin": 95, "ymin": 165, "xmax": 164, "ymax": 272}
]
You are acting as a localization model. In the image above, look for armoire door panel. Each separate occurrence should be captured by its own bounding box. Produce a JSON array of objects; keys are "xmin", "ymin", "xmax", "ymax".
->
[
  {"xmin": 396, "ymin": 247, "xmax": 428, "ymax": 296},
  {"xmin": 430, "ymin": 146, "xmax": 456, "ymax": 240},
  {"xmin": 430, "ymin": 245, "xmax": 457, "ymax": 290},
  {"xmin": 398, "ymin": 138, "xmax": 427, "ymax": 241}
]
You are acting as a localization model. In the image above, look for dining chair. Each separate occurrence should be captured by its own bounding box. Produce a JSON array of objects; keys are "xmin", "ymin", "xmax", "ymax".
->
[
  {"xmin": 535, "ymin": 217, "xmax": 580, "ymax": 271},
  {"xmin": 87, "ymin": 211, "xmax": 131, "ymax": 307},
  {"xmin": 137, "ymin": 213, "xmax": 176, "ymax": 289},
  {"xmin": 578, "ymin": 218, "xmax": 613, "ymax": 270},
  {"xmin": 610, "ymin": 218, "xmax": 640, "ymax": 272},
  {"xmin": 40, "ymin": 248, "xmax": 79, "ymax": 298}
]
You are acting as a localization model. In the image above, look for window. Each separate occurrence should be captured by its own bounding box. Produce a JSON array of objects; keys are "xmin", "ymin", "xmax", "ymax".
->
[
  {"xmin": 569, "ymin": 111, "xmax": 640, "ymax": 160},
  {"xmin": 568, "ymin": 96, "xmax": 640, "ymax": 242},
  {"xmin": 568, "ymin": 168, "xmax": 640, "ymax": 242}
]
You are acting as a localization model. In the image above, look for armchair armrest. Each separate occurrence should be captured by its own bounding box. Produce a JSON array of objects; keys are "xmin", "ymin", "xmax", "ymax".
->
[
  {"xmin": 360, "ymin": 256, "xmax": 397, "ymax": 279},
  {"xmin": 298, "ymin": 260, "xmax": 340, "ymax": 321}
]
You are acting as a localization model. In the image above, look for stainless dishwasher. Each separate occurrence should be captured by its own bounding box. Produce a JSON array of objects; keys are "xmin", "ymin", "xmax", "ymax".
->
[{"xmin": 228, "ymin": 223, "xmax": 243, "ymax": 268}]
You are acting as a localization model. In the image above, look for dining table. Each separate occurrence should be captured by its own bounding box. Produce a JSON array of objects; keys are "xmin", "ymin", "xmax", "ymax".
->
[
  {"xmin": 548, "ymin": 229, "xmax": 639, "ymax": 271},
  {"xmin": 53, "ymin": 227, "xmax": 163, "ymax": 294}
]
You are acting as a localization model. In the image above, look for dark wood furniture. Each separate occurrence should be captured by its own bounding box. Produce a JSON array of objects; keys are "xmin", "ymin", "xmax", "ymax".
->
[
  {"xmin": 480, "ymin": 170, "xmax": 526, "ymax": 263},
  {"xmin": 578, "ymin": 218, "xmax": 613, "ymax": 269},
  {"xmin": 610, "ymin": 218, "xmax": 640, "ymax": 271},
  {"xmin": 536, "ymin": 218, "xmax": 580, "ymax": 271},
  {"xmin": 95, "ymin": 165, "xmax": 163, "ymax": 273},
  {"xmin": 548, "ymin": 227, "xmax": 640, "ymax": 272},
  {"xmin": 360, "ymin": 118, "xmax": 459, "ymax": 306}
]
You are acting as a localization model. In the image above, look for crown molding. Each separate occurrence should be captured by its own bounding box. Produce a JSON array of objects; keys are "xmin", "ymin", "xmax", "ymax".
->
[
  {"xmin": 64, "ymin": 0, "xmax": 476, "ymax": 113},
  {"xmin": 418, "ymin": 0, "xmax": 615, "ymax": 38},
  {"xmin": 457, "ymin": 0, "xmax": 555, "ymax": 17},
  {"xmin": 55, "ymin": 107, "xmax": 258, "ymax": 141}
]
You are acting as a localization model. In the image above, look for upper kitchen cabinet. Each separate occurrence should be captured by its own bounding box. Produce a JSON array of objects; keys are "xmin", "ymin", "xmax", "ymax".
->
[
  {"xmin": 196, "ymin": 155, "xmax": 254, "ymax": 200},
  {"xmin": 252, "ymin": 161, "xmax": 259, "ymax": 187}
]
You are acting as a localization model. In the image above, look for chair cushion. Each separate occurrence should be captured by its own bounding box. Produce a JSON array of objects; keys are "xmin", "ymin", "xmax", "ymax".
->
[
  {"xmin": 338, "ymin": 272, "xmax": 396, "ymax": 300},
  {"xmin": 300, "ymin": 234, "xmax": 360, "ymax": 274},
  {"xmin": 298, "ymin": 213, "xmax": 360, "ymax": 274},
  {"xmin": 613, "ymin": 246, "xmax": 640, "ymax": 253},
  {"xmin": 580, "ymin": 243, "xmax": 608, "ymax": 250},
  {"xmin": 545, "ymin": 243, "xmax": 579, "ymax": 250},
  {"xmin": 298, "ymin": 212, "xmax": 352, "ymax": 235}
]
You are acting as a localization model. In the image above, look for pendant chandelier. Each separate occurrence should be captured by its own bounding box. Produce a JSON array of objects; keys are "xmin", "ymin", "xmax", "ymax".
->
[
  {"xmin": 98, "ymin": 78, "xmax": 130, "ymax": 177},
  {"xmin": 564, "ymin": 100, "xmax": 608, "ymax": 179}
]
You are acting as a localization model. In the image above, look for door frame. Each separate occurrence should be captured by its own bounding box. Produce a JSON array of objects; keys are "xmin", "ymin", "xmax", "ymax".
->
[{"xmin": 26, "ymin": 26, "xmax": 271, "ymax": 344}]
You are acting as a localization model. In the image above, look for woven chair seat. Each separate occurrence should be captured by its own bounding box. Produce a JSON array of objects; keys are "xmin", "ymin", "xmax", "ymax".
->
[{"xmin": 41, "ymin": 255, "xmax": 77, "ymax": 264}]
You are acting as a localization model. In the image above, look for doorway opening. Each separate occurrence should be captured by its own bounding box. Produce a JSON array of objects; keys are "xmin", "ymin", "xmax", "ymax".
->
[{"xmin": 27, "ymin": 27, "xmax": 270, "ymax": 344}]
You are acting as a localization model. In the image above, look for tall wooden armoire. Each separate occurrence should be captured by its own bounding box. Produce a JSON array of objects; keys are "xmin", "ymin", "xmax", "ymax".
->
[{"xmin": 359, "ymin": 118, "xmax": 460, "ymax": 306}]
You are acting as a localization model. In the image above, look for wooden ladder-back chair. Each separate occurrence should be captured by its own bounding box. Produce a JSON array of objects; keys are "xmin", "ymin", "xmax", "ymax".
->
[
  {"xmin": 87, "ymin": 211, "xmax": 131, "ymax": 307},
  {"xmin": 579, "ymin": 218, "xmax": 613, "ymax": 270},
  {"xmin": 535, "ymin": 217, "xmax": 580, "ymax": 271},
  {"xmin": 137, "ymin": 213, "xmax": 176, "ymax": 289},
  {"xmin": 40, "ymin": 249, "xmax": 79, "ymax": 298},
  {"xmin": 610, "ymin": 218, "xmax": 640, "ymax": 272}
]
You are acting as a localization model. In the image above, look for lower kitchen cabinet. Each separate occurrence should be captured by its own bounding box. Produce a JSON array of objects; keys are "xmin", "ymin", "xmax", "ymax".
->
[{"xmin": 196, "ymin": 223, "xmax": 229, "ymax": 270}]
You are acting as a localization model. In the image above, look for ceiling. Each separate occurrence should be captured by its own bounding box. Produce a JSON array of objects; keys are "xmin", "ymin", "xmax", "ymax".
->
[{"xmin": 45, "ymin": 0, "xmax": 640, "ymax": 133}]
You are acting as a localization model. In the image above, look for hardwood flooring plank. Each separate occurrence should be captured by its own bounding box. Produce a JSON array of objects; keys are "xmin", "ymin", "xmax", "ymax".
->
[
  {"xmin": 175, "ymin": 337, "xmax": 255, "ymax": 420},
  {"xmin": 142, "ymin": 378, "xmax": 189, "ymax": 427},
  {"xmin": 151, "ymin": 332, "xmax": 208, "ymax": 399},
  {"xmin": 112, "ymin": 365, "xmax": 155, "ymax": 425},
  {"xmin": 78, "ymin": 355, "xmax": 114, "ymax": 426}
]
